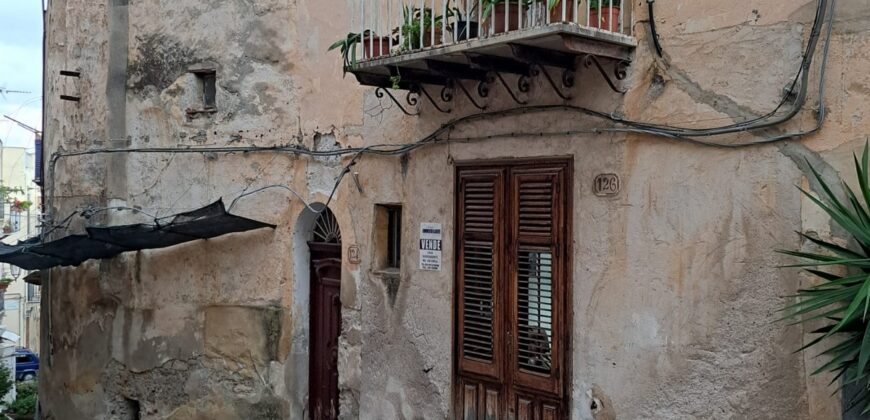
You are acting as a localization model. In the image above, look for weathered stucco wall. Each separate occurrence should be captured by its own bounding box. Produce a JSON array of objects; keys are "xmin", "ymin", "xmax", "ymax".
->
[{"xmin": 40, "ymin": 0, "xmax": 870, "ymax": 418}]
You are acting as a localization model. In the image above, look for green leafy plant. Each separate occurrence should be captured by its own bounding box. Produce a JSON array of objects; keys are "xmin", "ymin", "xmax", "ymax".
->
[
  {"xmin": 780, "ymin": 144, "xmax": 870, "ymax": 414},
  {"xmin": 11, "ymin": 200, "xmax": 32, "ymax": 212},
  {"xmin": 8, "ymin": 381, "xmax": 37, "ymax": 417},
  {"xmin": 397, "ymin": 6, "xmax": 446, "ymax": 51},
  {"xmin": 0, "ymin": 364, "xmax": 13, "ymax": 403},
  {"xmin": 328, "ymin": 32, "xmax": 363, "ymax": 70}
]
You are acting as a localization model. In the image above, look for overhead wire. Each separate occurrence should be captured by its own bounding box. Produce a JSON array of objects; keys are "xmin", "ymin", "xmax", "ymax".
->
[{"xmin": 41, "ymin": 0, "xmax": 834, "ymax": 231}]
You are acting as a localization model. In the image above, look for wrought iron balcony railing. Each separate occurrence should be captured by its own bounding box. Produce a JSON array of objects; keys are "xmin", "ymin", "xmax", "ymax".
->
[
  {"xmin": 335, "ymin": 0, "xmax": 636, "ymax": 112},
  {"xmin": 345, "ymin": 0, "xmax": 631, "ymax": 62}
]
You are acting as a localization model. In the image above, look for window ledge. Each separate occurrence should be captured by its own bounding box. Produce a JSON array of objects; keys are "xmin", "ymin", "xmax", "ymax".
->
[
  {"xmin": 185, "ymin": 107, "xmax": 217, "ymax": 117},
  {"xmin": 372, "ymin": 268, "xmax": 401, "ymax": 280}
]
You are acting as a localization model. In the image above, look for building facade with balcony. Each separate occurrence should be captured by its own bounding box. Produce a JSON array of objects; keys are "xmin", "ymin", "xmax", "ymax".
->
[{"xmin": 39, "ymin": 0, "xmax": 865, "ymax": 419}]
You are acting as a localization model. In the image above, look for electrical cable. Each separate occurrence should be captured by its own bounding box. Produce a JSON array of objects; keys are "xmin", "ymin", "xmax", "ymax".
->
[
  {"xmin": 41, "ymin": 0, "xmax": 834, "ymax": 230},
  {"xmin": 228, "ymin": 184, "xmax": 319, "ymax": 213},
  {"xmin": 647, "ymin": 0, "xmax": 664, "ymax": 58}
]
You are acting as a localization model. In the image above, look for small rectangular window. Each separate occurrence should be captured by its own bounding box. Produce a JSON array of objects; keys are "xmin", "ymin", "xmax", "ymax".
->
[
  {"xmin": 190, "ymin": 67, "xmax": 217, "ymax": 110},
  {"xmin": 374, "ymin": 204, "xmax": 402, "ymax": 271},
  {"xmin": 199, "ymin": 71, "xmax": 216, "ymax": 109},
  {"xmin": 386, "ymin": 206, "xmax": 402, "ymax": 269}
]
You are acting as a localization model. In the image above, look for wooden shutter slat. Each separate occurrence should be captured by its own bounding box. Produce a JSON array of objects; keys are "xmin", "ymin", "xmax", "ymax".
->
[
  {"xmin": 457, "ymin": 169, "xmax": 505, "ymax": 380},
  {"xmin": 509, "ymin": 165, "xmax": 568, "ymax": 400}
]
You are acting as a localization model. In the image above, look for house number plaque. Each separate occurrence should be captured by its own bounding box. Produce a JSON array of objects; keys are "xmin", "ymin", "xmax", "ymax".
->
[
  {"xmin": 593, "ymin": 174, "xmax": 620, "ymax": 197},
  {"xmin": 347, "ymin": 245, "xmax": 361, "ymax": 264}
]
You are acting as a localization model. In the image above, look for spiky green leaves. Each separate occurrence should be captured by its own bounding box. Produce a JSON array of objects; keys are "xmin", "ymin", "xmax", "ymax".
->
[{"xmin": 781, "ymin": 143, "xmax": 870, "ymax": 413}]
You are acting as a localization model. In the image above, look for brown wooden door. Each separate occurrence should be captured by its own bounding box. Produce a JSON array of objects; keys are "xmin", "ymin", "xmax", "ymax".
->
[
  {"xmin": 455, "ymin": 160, "xmax": 571, "ymax": 420},
  {"xmin": 309, "ymin": 242, "xmax": 342, "ymax": 420}
]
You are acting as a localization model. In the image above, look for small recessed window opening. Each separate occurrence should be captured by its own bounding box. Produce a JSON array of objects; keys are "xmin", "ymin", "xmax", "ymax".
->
[
  {"xmin": 386, "ymin": 206, "xmax": 402, "ymax": 269},
  {"xmin": 191, "ymin": 68, "xmax": 217, "ymax": 109},
  {"xmin": 375, "ymin": 204, "xmax": 402, "ymax": 271}
]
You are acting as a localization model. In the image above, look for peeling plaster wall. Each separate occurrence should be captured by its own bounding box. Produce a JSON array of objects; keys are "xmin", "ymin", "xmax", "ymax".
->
[{"xmin": 40, "ymin": 0, "xmax": 870, "ymax": 419}]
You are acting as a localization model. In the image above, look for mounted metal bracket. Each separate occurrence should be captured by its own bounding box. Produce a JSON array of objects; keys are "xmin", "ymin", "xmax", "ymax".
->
[
  {"xmin": 416, "ymin": 85, "xmax": 452, "ymax": 114},
  {"xmin": 530, "ymin": 65, "xmax": 572, "ymax": 101},
  {"xmin": 583, "ymin": 55, "xmax": 627, "ymax": 94},
  {"xmin": 375, "ymin": 88, "xmax": 419, "ymax": 116}
]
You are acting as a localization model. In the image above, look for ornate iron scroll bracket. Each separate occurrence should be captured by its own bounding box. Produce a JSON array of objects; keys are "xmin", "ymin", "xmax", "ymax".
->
[
  {"xmin": 477, "ymin": 79, "xmax": 491, "ymax": 99},
  {"xmin": 375, "ymin": 88, "xmax": 419, "ymax": 116},
  {"xmin": 583, "ymin": 55, "xmax": 627, "ymax": 94},
  {"xmin": 416, "ymin": 85, "xmax": 452, "ymax": 114},
  {"xmin": 530, "ymin": 64, "xmax": 572, "ymax": 101},
  {"xmin": 493, "ymin": 72, "xmax": 528, "ymax": 105},
  {"xmin": 452, "ymin": 80, "xmax": 487, "ymax": 110}
]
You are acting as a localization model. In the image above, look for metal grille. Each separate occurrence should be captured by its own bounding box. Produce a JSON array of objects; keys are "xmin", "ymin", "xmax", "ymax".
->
[
  {"xmin": 518, "ymin": 180, "xmax": 553, "ymax": 236},
  {"xmin": 463, "ymin": 240, "xmax": 495, "ymax": 361},
  {"xmin": 517, "ymin": 248, "xmax": 553, "ymax": 374},
  {"xmin": 313, "ymin": 209, "xmax": 342, "ymax": 244},
  {"xmin": 464, "ymin": 181, "xmax": 495, "ymax": 233}
]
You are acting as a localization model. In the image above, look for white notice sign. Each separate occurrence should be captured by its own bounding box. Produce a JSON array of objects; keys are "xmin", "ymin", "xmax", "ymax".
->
[{"xmin": 419, "ymin": 223, "xmax": 442, "ymax": 271}]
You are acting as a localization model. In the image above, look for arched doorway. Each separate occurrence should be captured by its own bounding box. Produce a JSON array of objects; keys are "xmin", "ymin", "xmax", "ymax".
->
[{"xmin": 308, "ymin": 208, "xmax": 342, "ymax": 419}]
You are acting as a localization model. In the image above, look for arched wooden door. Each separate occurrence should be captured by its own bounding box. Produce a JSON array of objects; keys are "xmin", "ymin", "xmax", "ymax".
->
[{"xmin": 309, "ymin": 209, "xmax": 342, "ymax": 420}]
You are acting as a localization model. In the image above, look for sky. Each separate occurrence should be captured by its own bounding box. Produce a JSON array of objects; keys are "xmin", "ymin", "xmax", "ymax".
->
[{"xmin": 0, "ymin": 0, "xmax": 43, "ymax": 150}]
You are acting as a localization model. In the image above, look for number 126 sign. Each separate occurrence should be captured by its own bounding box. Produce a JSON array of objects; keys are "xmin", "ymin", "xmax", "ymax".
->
[{"xmin": 593, "ymin": 174, "xmax": 620, "ymax": 197}]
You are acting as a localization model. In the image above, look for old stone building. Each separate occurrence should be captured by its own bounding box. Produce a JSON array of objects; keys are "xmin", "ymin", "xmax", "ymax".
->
[{"xmin": 36, "ymin": 0, "xmax": 870, "ymax": 418}]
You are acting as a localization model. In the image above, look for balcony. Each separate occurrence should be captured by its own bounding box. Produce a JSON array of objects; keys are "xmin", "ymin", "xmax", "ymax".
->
[{"xmin": 334, "ymin": 0, "xmax": 637, "ymax": 112}]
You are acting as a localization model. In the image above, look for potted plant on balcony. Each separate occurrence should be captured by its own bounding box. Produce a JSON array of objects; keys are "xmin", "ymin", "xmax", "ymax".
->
[
  {"xmin": 547, "ymin": 0, "xmax": 579, "ymax": 23},
  {"xmin": 329, "ymin": 30, "xmax": 391, "ymax": 70},
  {"xmin": 10, "ymin": 200, "xmax": 32, "ymax": 213},
  {"xmin": 481, "ymin": 0, "xmax": 531, "ymax": 35},
  {"xmin": 398, "ymin": 6, "xmax": 446, "ymax": 51},
  {"xmin": 588, "ymin": 0, "xmax": 621, "ymax": 31},
  {"xmin": 450, "ymin": 1, "xmax": 480, "ymax": 41},
  {"xmin": 0, "ymin": 277, "xmax": 13, "ymax": 292}
]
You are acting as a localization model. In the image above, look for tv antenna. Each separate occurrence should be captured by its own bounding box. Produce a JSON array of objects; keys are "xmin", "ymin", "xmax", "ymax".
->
[
  {"xmin": 0, "ymin": 86, "xmax": 32, "ymax": 101},
  {"xmin": 2, "ymin": 115, "xmax": 41, "ymax": 135}
]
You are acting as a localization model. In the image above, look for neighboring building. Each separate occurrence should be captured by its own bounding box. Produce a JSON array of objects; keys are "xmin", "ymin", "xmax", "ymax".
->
[
  {"xmin": 0, "ymin": 147, "xmax": 41, "ymax": 355},
  {"xmin": 38, "ymin": 0, "xmax": 867, "ymax": 419}
]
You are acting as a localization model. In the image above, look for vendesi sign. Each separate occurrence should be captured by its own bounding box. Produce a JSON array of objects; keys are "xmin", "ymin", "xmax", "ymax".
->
[{"xmin": 419, "ymin": 223, "xmax": 442, "ymax": 271}]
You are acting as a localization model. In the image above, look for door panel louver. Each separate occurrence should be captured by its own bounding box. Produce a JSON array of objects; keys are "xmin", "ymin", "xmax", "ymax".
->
[
  {"xmin": 518, "ymin": 180, "xmax": 554, "ymax": 236},
  {"xmin": 464, "ymin": 181, "xmax": 496, "ymax": 234},
  {"xmin": 517, "ymin": 248, "xmax": 554, "ymax": 375},
  {"xmin": 458, "ymin": 170, "xmax": 504, "ymax": 379},
  {"xmin": 463, "ymin": 240, "xmax": 495, "ymax": 361}
]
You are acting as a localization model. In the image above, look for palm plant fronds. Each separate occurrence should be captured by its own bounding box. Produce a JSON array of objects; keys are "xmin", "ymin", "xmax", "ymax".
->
[{"xmin": 781, "ymin": 143, "xmax": 870, "ymax": 414}]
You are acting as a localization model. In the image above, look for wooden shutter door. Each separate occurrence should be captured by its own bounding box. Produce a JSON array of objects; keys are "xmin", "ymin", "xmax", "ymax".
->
[
  {"xmin": 508, "ymin": 164, "xmax": 568, "ymax": 419},
  {"xmin": 456, "ymin": 168, "xmax": 506, "ymax": 419},
  {"xmin": 455, "ymin": 160, "xmax": 571, "ymax": 420}
]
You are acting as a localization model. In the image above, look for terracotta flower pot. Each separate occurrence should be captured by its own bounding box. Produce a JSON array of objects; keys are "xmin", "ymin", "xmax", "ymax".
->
[
  {"xmin": 486, "ymin": 3, "xmax": 526, "ymax": 35},
  {"xmin": 589, "ymin": 7, "xmax": 620, "ymax": 31},
  {"xmin": 363, "ymin": 36, "xmax": 391, "ymax": 59},
  {"xmin": 422, "ymin": 28, "xmax": 444, "ymax": 48},
  {"xmin": 549, "ymin": 1, "xmax": 576, "ymax": 23}
]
